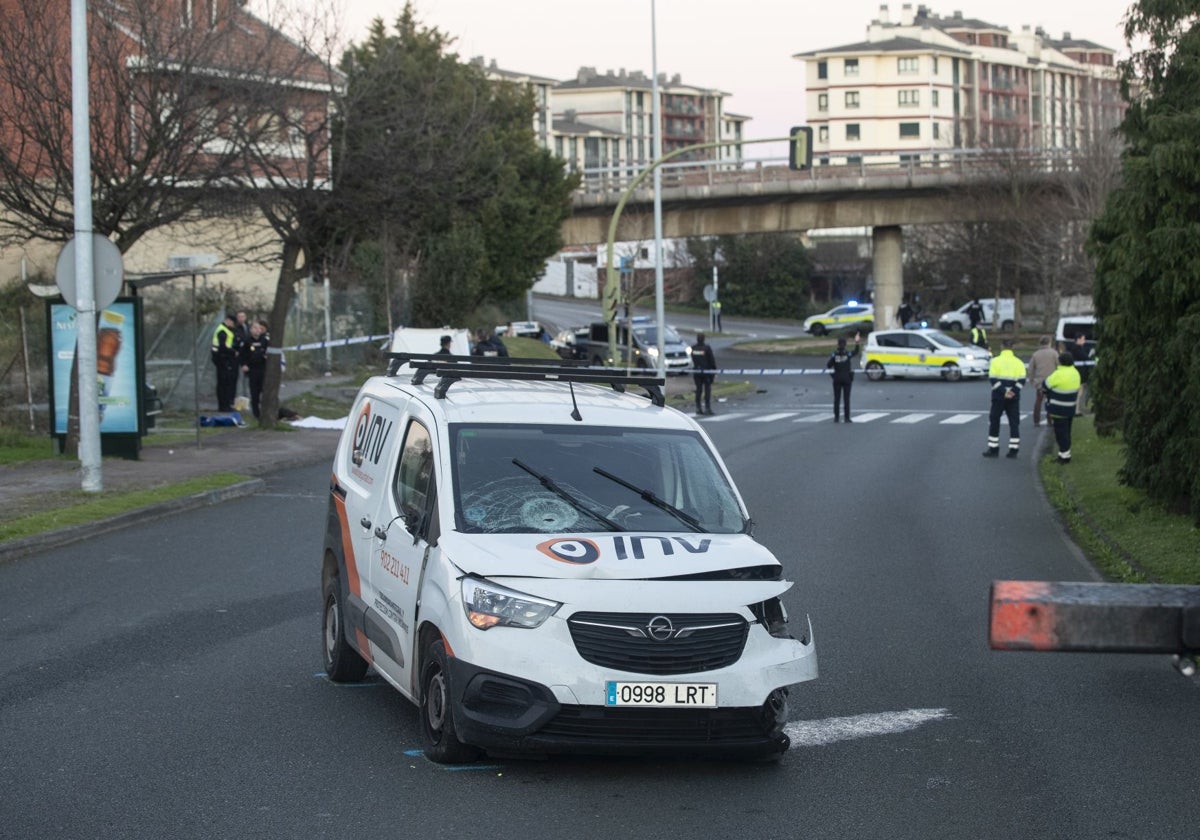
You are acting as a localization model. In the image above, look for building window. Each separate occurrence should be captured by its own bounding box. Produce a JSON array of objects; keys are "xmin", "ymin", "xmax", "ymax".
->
[
  {"xmin": 846, "ymin": 123, "xmax": 861, "ymax": 141},
  {"xmin": 932, "ymin": 89, "xmax": 940, "ymax": 107},
  {"xmin": 933, "ymin": 123, "xmax": 940, "ymax": 140},
  {"xmin": 817, "ymin": 61, "xmax": 828, "ymax": 80},
  {"xmin": 818, "ymin": 125, "xmax": 829, "ymax": 142},
  {"xmin": 898, "ymin": 89, "xmax": 920, "ymax": 107},
  {"xmin": 844, "ymin": 58, "xmax": 859, "ymax": 76},
  {"xmin": 932, "ymin": 56, "xmax": 939, "ymax": 75},
  {"xmin": 845, "ymin": 91, "xmax": 860, "ymax": 108},
  {"xmin": 898, "ymin": 56, "xmax": 919, "ymax": 74},
  {"xmin": 818, "ymin": 93, "xmax": 828, "ymax": 111},
  {"xmin": 899, "ymin": 122, "xmax": 920, "ymax": 138}
]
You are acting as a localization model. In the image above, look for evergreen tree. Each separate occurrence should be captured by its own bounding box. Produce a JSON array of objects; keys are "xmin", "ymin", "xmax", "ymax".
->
[{"xmin": 1089, "ymin": 0, "xmax": 1200, "ymax": 521}]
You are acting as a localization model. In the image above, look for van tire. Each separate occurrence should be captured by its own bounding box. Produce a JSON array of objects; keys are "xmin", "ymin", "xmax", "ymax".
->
[
  {"xmin": 323, "ymin": 573, "xmax": 369, "ymax": 683},
  {"xmin": 421, "ymin": 637, "xmax": 481, "ymax": 764},
  {"xmin": 1001, "ymin": 320, "xmax": 1014, "ymax": 332}
]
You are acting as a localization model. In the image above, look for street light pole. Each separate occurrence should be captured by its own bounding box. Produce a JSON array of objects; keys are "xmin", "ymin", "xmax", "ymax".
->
[{"xmin": 650, "ymin": 0, "xmax": 666, "ymax": 377}]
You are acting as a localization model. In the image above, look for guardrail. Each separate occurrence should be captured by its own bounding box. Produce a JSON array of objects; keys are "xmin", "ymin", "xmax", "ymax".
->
[{"xmin": 573, "ymin": 147, "xmax": 1094, "ymax": 198}]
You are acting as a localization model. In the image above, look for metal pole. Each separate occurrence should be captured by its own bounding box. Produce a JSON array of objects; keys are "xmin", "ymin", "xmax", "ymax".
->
[
  {"xmin": 71, "ymin": 0, "xmax": 101, "ymax": 491},
  {"xmin": 19, "ymin": 307, "xmax": 34, "ymax": 433},
  {"xmin": 192, "ymin": 273, "xmax": 201, "ymax": 449},
  {"xmin": 651, "ymin": 0, "xmax": 666, "ymax": 377},
  {"xmin": 323, "ymin": 271, "xmax": 332, "ymax": 375}
]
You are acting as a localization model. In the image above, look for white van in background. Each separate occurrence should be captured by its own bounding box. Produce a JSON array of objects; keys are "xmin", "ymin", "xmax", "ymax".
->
[{"xmin": 938, "ymin": 298, "xmax": 1016, "ymax": 331}]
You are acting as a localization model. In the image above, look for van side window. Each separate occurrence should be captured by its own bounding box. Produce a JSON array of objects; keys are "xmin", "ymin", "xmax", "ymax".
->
[{"xmin": 394, "ymin": 420, "xmax": 434, "ymax": 527}]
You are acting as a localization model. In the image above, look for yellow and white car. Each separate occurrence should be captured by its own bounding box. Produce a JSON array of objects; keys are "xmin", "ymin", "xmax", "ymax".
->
[
  {"xmin": 861, "ymin": 328, "xmax": 990, "ymax": 382},
  {"xmin": 802, "ymin": 302, "xmax": 873, "ymax": 336}
]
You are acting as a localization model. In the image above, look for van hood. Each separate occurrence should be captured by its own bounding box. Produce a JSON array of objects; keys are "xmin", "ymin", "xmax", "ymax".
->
[{"xmin": 440, "ymin": 531, "xmax": 781, "ymax": 581}]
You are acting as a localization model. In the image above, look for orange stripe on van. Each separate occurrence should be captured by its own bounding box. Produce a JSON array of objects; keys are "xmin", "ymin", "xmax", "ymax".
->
[
  {"xmin": 331, "ymin": 482, "xmax": 362, "ymax": 599},
  {"xmin": 989, "ymin": 580, "xmax": 1056, "ymax": 650}
]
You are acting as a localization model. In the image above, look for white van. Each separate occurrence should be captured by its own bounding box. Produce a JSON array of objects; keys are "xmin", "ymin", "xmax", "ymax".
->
[
  {"xmin": 321, "ymin": 353, "xmax": 818, "ymax": 762},
  {"xmin": 938, "ymin": 298, "xmax": 1016, "ymax": 332}
]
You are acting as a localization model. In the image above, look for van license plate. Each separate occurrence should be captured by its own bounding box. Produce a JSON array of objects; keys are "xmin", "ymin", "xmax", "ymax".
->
[{"xmin": 605, "ymin": 681, "xmax": 717, "ymax": 707}]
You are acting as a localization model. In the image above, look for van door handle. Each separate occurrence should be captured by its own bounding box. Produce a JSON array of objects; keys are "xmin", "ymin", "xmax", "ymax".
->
[
  {"xmin": 360, "ymin": 517, "xmax": 372, "ymax": 529},
  {"xmin": 373, "ymin": 527, "xmax": 388, "ymax": 541}
]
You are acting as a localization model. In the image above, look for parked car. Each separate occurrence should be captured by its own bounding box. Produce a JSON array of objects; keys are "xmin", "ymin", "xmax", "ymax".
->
[
  {"xmin": 937, "ymin": 298, "xmax": 1016, "ymax": 332},
  {"xmin": 861, "ymin": 328, "xmax": 991, "ymax": 382},
  {"xmin": 321, "ymin": 353, "xmax": 818, "ymax": 762},
  {"xmin": 558, "ymin": 316, "xmax": 691, "ymax": 373},
  {"xmin": 803, "ymin": 302, "xmax": 874, "ymax": 336},
  {"xmin": 1055, "ymin": 314, "xmax": 1096, "ymax": 344}
]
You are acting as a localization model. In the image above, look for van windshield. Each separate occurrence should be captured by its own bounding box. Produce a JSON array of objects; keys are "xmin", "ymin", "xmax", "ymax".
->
[{"xmin": 450, "ymin": 425, "xmax": 747, "ymax": 534}]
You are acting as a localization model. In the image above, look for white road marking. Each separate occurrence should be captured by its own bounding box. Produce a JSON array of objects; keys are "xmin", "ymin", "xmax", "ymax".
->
[
  {"xmin": 699, "ymin": 412, "xmax": 744, "ymax": 422},
  {"xmin": 941, "ymin": 413, "xmax": 979, "ymax": 424},
  {"xmin": 750, "ymin": 412, "xmax": 799, "ymax": 423},
  {"xmin": 893, "ymin": 413, "xmax": 935, "ymax": 424},
  {"xmin": 796, "ymin": 413, "xmax": 831, "ymax": 423},
  {"xmin": 849, "ymin": 412, "xmax": 888, "ymax": 423},
  {"xmin": 786, "ymin": 708, "xmax": 953, "ymax": 748}
]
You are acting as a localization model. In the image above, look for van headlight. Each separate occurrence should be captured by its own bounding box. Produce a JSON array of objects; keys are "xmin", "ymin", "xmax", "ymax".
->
[
  {"xmin": 462, "ymin": 578, "xmax": 560, "ymax": 630},
  {"xmin": 646, "ymin": 345, "xmax": 660, "ymax": 358}
]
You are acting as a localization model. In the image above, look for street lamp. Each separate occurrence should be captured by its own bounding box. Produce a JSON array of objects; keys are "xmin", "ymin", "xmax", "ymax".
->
[{"xmin": 651, "ymin": 0, "xmax": 666, "ymax": 376}]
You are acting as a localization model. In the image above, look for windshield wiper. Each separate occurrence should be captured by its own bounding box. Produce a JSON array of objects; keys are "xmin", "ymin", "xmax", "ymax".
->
[
  {"xmin": 592, "ymin": 466, "xmax": 703, "ymax": 532},
  {"xmin": 511, "ymin": 459, "xmax": 622, "ymax": 531}
]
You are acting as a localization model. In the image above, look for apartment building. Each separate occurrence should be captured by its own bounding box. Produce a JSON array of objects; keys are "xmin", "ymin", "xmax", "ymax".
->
[
  {"xmin": 552, "ymin": 67, "xmax": 746, "ymax": 175},
  {"xmin": 796, "ymin": 3, "xmax": 1123, "ymax": 162}
]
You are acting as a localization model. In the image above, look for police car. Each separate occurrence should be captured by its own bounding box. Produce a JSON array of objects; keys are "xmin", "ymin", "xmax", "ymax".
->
[
  {"xmin": 861, "ymin": 328, "xmax": 991, "ymax": 382},
  {"xmin": 803, "ymin": 302, "xmax": 874, "ymax": 336},
  {"xmin": 321, "ymin": 353, "xmax": 817, "ymax": 762}
]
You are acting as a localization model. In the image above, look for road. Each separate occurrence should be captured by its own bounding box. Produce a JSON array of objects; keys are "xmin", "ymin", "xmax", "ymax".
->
[
  {"xmin": 531, "ymin": 293, "xmax": 813, "ymax": 342},
  {"xmin": 2, "ymin": 356, "xmax": 1198, "ymax": 839}
]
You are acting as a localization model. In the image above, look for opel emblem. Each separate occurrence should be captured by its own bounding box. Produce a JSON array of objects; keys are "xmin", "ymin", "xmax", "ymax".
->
[{"xmin": 647, "ymin": 615, "xmax": 675, "ymax": 641}]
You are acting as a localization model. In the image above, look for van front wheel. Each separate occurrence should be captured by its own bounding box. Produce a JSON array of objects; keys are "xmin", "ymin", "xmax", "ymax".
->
[{"xmin": 420, "ymin": 637, "xmax": 481, "ymax": 764}]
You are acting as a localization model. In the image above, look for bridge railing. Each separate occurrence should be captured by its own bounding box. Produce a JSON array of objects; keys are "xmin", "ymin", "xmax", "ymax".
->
[{"xmin": 573, "ymin": 146, "xmax": 1088, "ymax": 199}]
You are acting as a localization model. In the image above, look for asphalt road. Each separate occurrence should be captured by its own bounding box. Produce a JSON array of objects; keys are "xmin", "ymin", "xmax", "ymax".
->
[{"xmin": 2, "ymin": 359, "xmax": 1198, "ymax": 839}]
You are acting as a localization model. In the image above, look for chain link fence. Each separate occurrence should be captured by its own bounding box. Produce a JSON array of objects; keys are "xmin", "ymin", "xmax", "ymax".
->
[{"xmin": 1, "ymin": 278, "xmax": 381, "ymax": 431}]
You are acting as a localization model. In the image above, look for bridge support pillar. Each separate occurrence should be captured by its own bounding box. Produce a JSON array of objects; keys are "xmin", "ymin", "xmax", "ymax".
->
[{"xmin": 872, "ymin": 226, "xmax": 903, "ymax": 330}]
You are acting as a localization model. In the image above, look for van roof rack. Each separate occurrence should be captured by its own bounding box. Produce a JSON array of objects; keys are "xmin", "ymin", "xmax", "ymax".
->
[{"xmin": 386, "ymin": 353, "xmax": 666, "ymax": 406}]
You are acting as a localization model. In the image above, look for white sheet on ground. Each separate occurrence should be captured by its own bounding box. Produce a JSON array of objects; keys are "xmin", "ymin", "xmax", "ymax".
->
[{"xmin": 289, "ymin": 416, "xmax": 348, "ymax": 429}]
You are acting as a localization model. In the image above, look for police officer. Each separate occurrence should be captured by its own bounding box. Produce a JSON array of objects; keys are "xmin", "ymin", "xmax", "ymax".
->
[
  {"xmin": 1044, "ymin": 351, "xmax": 1082, "ymax": 464},
  {"xmin": 983, "ymin": 337, "xmax": 1026, "ymax": 458},
  {"xmin": 825, "ymin": 332, "xmax": 861, "ymax": 422},
  {"xmin": 690, "ymin": 331, "xmax": 717, "ymax": 415},
  {"xmin": 211, "ymin": 312, "xmax": 240, "ymax": 412},
  {"xmin": 970, "ymin": 323, "xmax": 988, "ymax": 350},
  {"xmin": 240, "ymin": 318, "xmax": 270, "ymax": 420}
]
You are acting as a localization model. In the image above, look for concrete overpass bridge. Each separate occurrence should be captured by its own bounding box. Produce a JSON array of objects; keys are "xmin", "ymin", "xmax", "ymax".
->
[{"xmin": 563, "ymin": 148, "xmax": 1091, "ymax": 330}]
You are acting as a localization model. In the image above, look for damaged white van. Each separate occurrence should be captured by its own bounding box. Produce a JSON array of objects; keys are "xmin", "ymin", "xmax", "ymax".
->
[{"xmin": 321, "ymin": 353, "xmax": 817, "ymax": 762}]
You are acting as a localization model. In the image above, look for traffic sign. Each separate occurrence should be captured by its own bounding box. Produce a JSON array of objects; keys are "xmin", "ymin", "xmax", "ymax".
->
[{"xmin": 55, "ymin": 234, "xmax": 124, "ymax": 310}]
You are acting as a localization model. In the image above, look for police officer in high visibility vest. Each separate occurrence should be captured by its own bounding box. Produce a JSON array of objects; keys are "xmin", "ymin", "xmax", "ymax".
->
[
  {"xmin": 970, "ymin": 324, "xmax": 988, "ymax": 350},
  {"xmin": 983, "ymin": 337, "xmax": 1027, "ymax": 458},
  {"xmin": 211, "ymin": 312, "xmax": 241, "ymax": 412},
  {"xmin": 1043, "ymin": 351, "xmax": 1082, "ymax": 464}
]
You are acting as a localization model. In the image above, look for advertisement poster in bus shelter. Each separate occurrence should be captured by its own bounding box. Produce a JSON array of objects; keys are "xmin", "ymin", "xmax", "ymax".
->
[{"xmin": 48, "ymin": 298, "xmax": 142, "ymax": 435}]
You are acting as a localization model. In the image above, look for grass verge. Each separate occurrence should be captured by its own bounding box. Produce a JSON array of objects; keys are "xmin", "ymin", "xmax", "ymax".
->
[
  {"xmin": 0, "ymin": 473, "xmax": 250, "ymax": 543},
  {"xmin": 1038, "ymin": 417, "xmax": 1200, "ymax": 584}
]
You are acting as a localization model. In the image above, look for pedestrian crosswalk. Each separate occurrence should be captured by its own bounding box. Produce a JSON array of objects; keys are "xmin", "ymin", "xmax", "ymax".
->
[{"xmin": 699, "ymin": 410, "xmax": 1029, "ymax": 426}]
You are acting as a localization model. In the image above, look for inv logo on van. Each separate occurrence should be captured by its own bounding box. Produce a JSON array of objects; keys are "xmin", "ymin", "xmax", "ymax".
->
[{"xmin": 351, "ymin": 400, "xmax": 394, "ymax": 467}]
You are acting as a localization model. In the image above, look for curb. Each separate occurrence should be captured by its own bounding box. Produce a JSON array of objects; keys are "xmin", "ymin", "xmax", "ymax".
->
[{"xmin": 0, "ymin": 478, "xmax": 266, "ymax": 565}]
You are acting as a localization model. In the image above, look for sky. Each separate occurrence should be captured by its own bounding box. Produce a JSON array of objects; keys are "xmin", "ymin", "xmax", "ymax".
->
[{"xmin": 305, "ymin": 0, "xmax": 1136, "ymax": 156}]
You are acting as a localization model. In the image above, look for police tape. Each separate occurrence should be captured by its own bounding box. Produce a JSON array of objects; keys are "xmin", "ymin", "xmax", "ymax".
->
[
  {"xmin": 278, "ymin": 334, "xmax": 392, "ymax": 352},
  {"xmin": 671, "ymin": 361, "xmax": 1095, "ymax": 376}
]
